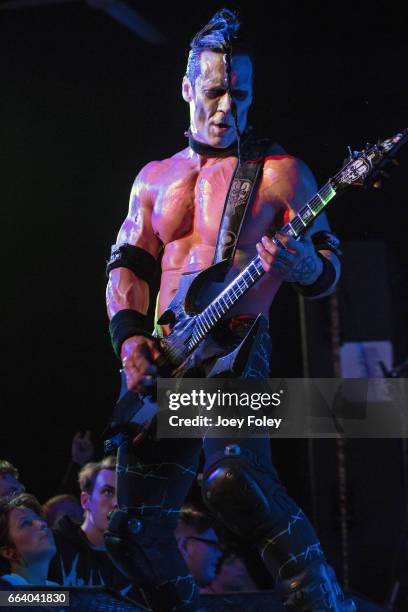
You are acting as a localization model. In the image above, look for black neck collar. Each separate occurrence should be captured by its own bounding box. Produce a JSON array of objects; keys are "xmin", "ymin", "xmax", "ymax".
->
[
  {"xmin": 185, "ymin": 125, "xmax": 253, "ymax": 157},
  {"xmin": 187, "ymin": 135, "xmax": 238, "ymax": 158}
]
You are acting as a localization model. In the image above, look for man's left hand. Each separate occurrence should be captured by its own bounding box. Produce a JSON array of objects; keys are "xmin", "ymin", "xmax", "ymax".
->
[{"xmin": 256, "ymin": 232, "xmax": 323, "ymax": 285}]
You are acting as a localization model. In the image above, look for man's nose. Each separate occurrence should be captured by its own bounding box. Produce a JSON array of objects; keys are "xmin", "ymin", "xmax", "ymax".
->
[{"xmin": 217, "ymin": 91, "xmax": 232, "ymax": 114}]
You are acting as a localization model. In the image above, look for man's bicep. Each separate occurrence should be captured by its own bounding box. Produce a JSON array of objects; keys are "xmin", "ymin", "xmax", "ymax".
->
[
  {"xmin": 106, "ymin": 163, "xmax": 162, "ymax": 316},
  {"xmin": 115, "ymin": 193, "xmax": 161, "ymax": 257},
  {"xmin": 115, "ymin": 162, "xmax": 162, "ymax": 257}
]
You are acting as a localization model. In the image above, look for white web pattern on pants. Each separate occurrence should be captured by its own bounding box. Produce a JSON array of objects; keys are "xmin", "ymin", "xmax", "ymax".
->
[
  {"xmin": 260, "ymin": 508, "xmax": 305, "ymax": 560},
  {"xmin": 277, "ymin": 542, "xmax": 324, "ymax": 579},
  {"xmin": 117, "ymin": 461, "xmax": 197, "ymax": 480}
]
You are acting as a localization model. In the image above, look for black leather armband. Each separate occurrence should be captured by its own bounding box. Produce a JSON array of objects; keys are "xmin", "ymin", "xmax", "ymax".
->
[
  {"xmin": 106, "ymin": 244, "xmax": 159, "ymax": 289},
  {"xmin": 109, "ymin": 309, "xmax": 151, "ymax": 359},
  {"xmin": 292, "ymin": 253, "xmax": 337, "ymax": 298}
]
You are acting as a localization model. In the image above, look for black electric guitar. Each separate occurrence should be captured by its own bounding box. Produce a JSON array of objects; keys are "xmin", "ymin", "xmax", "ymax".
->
[
  {"xmin": 107, "ymin": 129, "xmax": 408, "ymax": 439},
  {"xmin": 154, "ymin": 129, "xmax": 407, "ymax": 373}
]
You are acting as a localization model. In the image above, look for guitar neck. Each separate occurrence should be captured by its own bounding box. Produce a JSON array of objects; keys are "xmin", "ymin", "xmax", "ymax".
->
[{"xmin": 187, "ymin": 180, "xmax": 338, "ymax": 350}]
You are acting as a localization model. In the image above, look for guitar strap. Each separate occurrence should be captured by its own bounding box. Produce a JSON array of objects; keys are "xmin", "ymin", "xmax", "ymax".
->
[{"xmin": 212, "ymin": 138, "xmax": 273, "ymax": 264}]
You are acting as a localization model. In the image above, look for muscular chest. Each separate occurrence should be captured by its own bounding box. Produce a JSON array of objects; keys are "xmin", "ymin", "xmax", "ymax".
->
[{"xmin": 151, "ymin": 158, "xmax": 280, "ymax": 247}]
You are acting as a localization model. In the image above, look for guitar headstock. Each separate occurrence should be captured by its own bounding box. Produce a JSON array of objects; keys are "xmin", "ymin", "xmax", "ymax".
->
[{"xmin": 333, "ymin": 128, "xmax": 408, "ymax": 190}]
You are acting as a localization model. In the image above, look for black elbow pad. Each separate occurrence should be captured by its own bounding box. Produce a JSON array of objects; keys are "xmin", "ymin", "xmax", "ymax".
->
[{"xmin": 106, "ymin": 243, "xmax": 159, "ymax": 289}]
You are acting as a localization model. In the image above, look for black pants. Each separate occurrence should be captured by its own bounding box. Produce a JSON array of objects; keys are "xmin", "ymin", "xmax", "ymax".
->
[{"xmin": 115, "ymin": 322, "xmax": 324, "ymax": 607}]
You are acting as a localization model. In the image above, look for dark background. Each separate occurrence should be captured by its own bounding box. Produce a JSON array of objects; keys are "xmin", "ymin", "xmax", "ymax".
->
[{"xmin": 1, "ymin": 0, "xmax": 407, "ymax": 604}]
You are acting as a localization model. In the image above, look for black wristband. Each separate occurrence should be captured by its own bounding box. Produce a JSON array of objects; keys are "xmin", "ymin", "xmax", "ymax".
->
[
  {"xmin": 292, "ymin": 253, "xmax": 337, "ymax": 298},
  {"xmin": 109, "ymin": 309, "xmax": 151, "ymax": 359}
]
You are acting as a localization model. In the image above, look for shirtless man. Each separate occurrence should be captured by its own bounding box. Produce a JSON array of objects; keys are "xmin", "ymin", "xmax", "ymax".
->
[{"xmin": 105, "ymin": 9, "xmax": 354, "ymax": 612}]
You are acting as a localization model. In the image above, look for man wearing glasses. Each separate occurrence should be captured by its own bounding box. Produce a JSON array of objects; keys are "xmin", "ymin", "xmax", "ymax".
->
[{"xmin": 175, "ymin": 503, "xmax": 222, "ymax": 589}]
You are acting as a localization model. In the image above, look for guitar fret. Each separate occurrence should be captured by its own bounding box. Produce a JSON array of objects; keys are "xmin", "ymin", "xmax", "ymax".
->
[
  {"xmin": 213, "ymin": 301, "xmax": 222, "ymax": 317},
  {"xmin": 210, "ymin": 304, "xmax": 221, "ymax": 323},
  {"xmin": 201, "ymin": 315, "xmax": 210, "ymax": 331},
  {"xmin": 306, "ymin": 203, "xmax": 316, "ymax": 217},
  {"xmin": 287, "ymin": 222, "xmax": 297, "ymax": 237},
  {"xmin": 207, "ymin": 307, "xmax": 216, "ymax": 325},
  {"xmin": 316, "ymin": 193, "xmax": 326, "ymax": 209},
  {"xmin": 291, "ymin": 217, "xmax": 304, "ymax": 233},
  {"xmin": 241, "ymin": 275, "xmax": 249, "ymax": 288}
]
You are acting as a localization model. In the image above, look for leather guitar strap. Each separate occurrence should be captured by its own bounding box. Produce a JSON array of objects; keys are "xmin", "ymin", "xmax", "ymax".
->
[{"xmin": 212, "ymin": 139, "xmax": 271, "ymax": 264}]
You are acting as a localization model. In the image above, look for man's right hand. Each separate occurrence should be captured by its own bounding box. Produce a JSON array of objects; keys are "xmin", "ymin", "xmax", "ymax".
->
[{"xmin": 120, "ymin": 335, "xmax": 161, "ymax": 392}]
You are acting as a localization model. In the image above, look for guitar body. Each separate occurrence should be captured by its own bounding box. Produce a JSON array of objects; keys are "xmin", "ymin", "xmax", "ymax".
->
[{"xmin": 157, "ymin": 258, "xmax": 266, "ymax": 378}]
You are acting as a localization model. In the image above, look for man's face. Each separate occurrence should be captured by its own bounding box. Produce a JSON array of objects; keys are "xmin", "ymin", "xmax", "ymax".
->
[
  {"xmin": 1, "ymin": 507, "xmax": 56, "ymax": 566},
  {"xmin": 0, "ymin": 473, "xmax": 24, "ymax": 500},
  {"xmin": 82, "ymin": 469, "xmax": 117, "ymax": 532},
  {"xmin": 183, "ymin": 50, "xmax": 253, "ymax": 148},
  {"xmin": 177, "ymin": 525, "xmax": 222, "ymax": 586}
]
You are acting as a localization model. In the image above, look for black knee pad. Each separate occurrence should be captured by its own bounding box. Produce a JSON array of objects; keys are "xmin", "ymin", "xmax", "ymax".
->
[{"xmin": 201, "ymin": 454, "xmax": 278, "ymax": 540}]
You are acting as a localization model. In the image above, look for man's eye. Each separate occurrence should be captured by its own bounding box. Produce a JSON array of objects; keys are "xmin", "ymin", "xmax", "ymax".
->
[
  {"xmin": 206, "ymin": 89, "xmax": 224, "ymax": 98},
  {"xmin": 103, "ymin": 489, "xmax": 114, "ymax": 497}
]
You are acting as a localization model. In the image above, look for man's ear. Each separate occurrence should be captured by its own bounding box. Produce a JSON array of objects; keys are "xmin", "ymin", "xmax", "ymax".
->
[
  {"xmin": 182, "ymin": 76, "xmax": 193, "ymax": 103},
  {"xmin": 176, "ymin": 536, "xmax": 189, "ymax": 560},
  {"xmin": 80, "ymin": 491, "xmax": 90, "ymax": 512}
]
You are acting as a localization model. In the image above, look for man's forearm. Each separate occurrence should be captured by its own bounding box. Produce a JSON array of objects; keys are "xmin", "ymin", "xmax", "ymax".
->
[
  {"xmin": 106, "ymin": 268, "xmax": 150, "ymax": 318},
  {"xmin": 106, "ymin": 268, "xmax": 153, "ymax": 359}
]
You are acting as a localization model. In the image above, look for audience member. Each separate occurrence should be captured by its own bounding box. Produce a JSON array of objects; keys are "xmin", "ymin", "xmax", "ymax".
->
[
  {"xmin": 42, "ymin": 494, "xmax": 83, "ymax": 528},
  {"xmin": 0, "ymin": 493, "xmax": 57, "ymax": 586},
  {"xmin": 47, "ymin": 455, "xmax": 141, "ymax": 602},
  {"xmin": 175, "ymin": 502, "xmax": 223, "ymax": 589},
  {"xmin": 0, "ymin": 461, "xmax": 25, "ymax": 501},
  {"xmin": 203, "ymin": 541, "xmax": 274, "ymax": 593}
]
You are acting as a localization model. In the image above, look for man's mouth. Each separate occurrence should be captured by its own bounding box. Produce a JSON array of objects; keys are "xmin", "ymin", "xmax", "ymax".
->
[{"xmin": 213, "ymin": 123, "xmax": 232, "ymax": 132}]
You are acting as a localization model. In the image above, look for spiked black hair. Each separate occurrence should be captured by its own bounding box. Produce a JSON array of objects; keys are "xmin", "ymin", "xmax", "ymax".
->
[{"xmin": 186, "ymin": 9, "xmax": 251, "ymax": 86}]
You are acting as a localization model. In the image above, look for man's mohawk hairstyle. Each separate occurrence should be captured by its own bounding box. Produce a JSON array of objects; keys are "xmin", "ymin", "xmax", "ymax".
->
[
  {"xmin": 186, "ymin": 8, "xmax": 249, "ymax": 85},
  {"xmin": 190, "ymin": 8, "xmax": 240, "ymax": 53}
]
